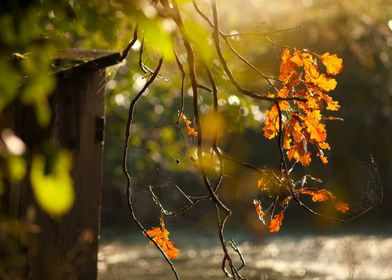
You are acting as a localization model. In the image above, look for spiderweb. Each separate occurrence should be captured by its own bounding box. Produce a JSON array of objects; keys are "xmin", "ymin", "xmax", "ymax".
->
[{"xmin": 343, "ymin": 155, "xmax": 383, "ymax": 220}]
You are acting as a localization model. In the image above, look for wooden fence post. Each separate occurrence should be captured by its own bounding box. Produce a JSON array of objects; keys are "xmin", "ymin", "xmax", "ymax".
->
[{"xmin": 2, "ymin": 50, "xmax": 120, "ymax": 279}]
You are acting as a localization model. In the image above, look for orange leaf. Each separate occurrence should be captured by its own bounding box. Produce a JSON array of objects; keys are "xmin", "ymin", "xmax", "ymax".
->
[
  {"xmin": 262, "ymin": 48, "xmax": 343, "ymax": 166},
  {"xmin": 290, "ymin": 50, "xmax": 303, "ymax": 67},
  {"xmin": 299, "ymin": 151, "xmax": 312, "ymax": 166},
  {"xmin": 300, "ymin": 189, "xmax": 334, "ymax": 202},
  {"xmin": 326, "ymin": 100, "xmax": 340, "ymax": 111},
  {"xmin": 279, "ymin": 48, "xmax": 298, "ymax": 84},
  {"xmin": 320, "ymin": 155, "xmax": 328, "ymax": 164},
  {"xmin": 181, "ymin": 113, "xmax": 198, "ymax": 137},
  {"xmin": 320, "ymin": 53, "xmax": 343, "ymax": 75},
  {"xmin": 145, "ymin": 218, "xmax": 180, "ymax": 259},
  {"xmin": 269, "ymin": 211, "xmax": 284, "ymax": 232},
  {"xmin": 262, "ymin": 105, "xmax": 279, "ymax": 139},
  {"xmin": 335, "ymin": 201, "xmax": 350, "ymax": 213},
  {"xmin": 312, "ymin": 74, "xmax": 337, "ymax": 92},
  {"xmin": 253, "ymin": 199, "xmax": 266, "ymax": 225}
]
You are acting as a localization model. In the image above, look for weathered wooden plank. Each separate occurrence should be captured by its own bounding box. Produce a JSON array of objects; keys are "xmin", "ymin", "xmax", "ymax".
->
[
  {"xmin": 1, "ymin": 50, "xmax": 117, "ymax": 279},
  {"xmin": 27, "ymin": 69, "xmax": 106, "ymax": 279}
]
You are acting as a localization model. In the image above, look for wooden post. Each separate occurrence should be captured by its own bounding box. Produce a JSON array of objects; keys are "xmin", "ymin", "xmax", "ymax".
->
[{"xmin": 3, "ymin": 50, "xmax": 120, "ymax": 279}]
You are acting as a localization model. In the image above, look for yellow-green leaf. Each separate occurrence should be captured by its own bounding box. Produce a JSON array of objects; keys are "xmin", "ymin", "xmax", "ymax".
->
[{"xmin": 30, "ymin": 151, "xmax": 74, "ymax": 217}]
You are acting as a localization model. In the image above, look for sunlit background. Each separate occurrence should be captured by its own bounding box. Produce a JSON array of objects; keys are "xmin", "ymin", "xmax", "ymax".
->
[
  {"xmin": 96, "ymin": 0, "xmax": 392, "ymax": 279},
  {"xmin": 1, "ymin": 0, "xmax": 391, "ymax": 279}
]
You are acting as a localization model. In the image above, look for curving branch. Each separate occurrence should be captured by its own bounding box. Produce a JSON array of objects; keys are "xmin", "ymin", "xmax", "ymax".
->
[
  {"xmin": 121, "ymin": 57, "xmax": 181, "ymax": 280},
  {"xmin": 174, "ymin": 50, "xmax": 186, "ymax": 126},
  {"xmin": 208, "ymin": 0, "xmax": 303, "ymax": 103},
  {"xmin": 119, "ymin": 25, "xmax": 139, "ymax": 61}
]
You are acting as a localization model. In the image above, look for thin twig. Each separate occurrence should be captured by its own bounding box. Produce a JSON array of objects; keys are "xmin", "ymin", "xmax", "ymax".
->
[
  {"xmin": 120, "ymin": 25, "xmax": 139, "ymax": 61},
  {"xmin": 174, "ymin": 50, "xmax": 186, "ymax": 127},
  {"xmin": 208, "ymin": 0, "xmax": 303, "ymax": 102},
  {"xmin": 224, "ymin": 26, "xmax": 302, "ymax": 38},
  {"xmin": 121, "ymin": 57, "xmax": 180, "ymax": 280}
]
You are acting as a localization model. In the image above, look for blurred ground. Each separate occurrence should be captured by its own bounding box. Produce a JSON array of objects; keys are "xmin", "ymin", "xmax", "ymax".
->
[{"xmin": 98, "ymin": 231, "xmax": 392, "ymax": 280}]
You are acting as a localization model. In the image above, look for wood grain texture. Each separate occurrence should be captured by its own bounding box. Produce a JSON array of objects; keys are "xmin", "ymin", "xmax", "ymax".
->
[{"xmin": 2, "ymin": 66, "xmax": 107, "ymax": 279}]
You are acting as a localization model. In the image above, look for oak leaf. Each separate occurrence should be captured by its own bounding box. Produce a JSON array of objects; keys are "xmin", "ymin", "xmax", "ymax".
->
[
  {"xmin": 269, "ymin": 211, "xmax": 284, "ymax": 232},
  {"xmin": 320, "ymin": 53, "xmax": 343, "ymax": 75},
  {"xmin": 335, "ymin": 201, "xmax": 350, "ymax": 213},
  {"xmin": 300, "ymin": 189, "xmax": 334, "ymax": 202},
  {"xmin": 262, "ymin": 105, "xmax": 279, "ymax": 139},
  {"xmin": 145, "ymin": 218, "xmax": 180, "ymax": 259}
]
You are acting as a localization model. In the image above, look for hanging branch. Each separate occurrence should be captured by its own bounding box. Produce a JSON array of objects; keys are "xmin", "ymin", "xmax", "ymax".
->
[
  {"xmin": 204, "ymin": 64, "xmax": 224, "ymax": 192},
  {"xmin": 121, "ymin": 57, "xmax": 181, "ymax": 280},
  {"xmin": 174, "ymin": 50, "xmax": 186, "ymax": 126},
  {"xmin": 274, "ymin": 101, "xmax": 289, "ymax": 174},
  {"xmin": 166, "ymin": 1, "xmax": 246, "ymax": 278}
]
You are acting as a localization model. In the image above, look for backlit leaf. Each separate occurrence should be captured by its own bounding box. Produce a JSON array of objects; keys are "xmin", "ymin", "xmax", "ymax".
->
[
  {"xmin": 320, "ymin": 53, "xmax": 343, "ymax": 75},
  {"xmin": 269, "ymin": 211, "xmax": 284, "ymax": 232},
  {"xmin": 145, "ymin": 218, "xmax": 180, "ymax": 259},
  {"xmin": 30, "ymin": 151, "xmax": 74, "ymax": 217}
]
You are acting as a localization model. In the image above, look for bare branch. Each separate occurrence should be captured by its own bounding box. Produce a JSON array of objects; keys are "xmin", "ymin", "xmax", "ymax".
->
[
  {"xmin": 174, "ymin": 50, "xmax": 186, "ymax": 126},
  {"xmin": 121, "ymin": 57, "xmax": 180, "ymax": 280},
  {"xmin": 120, "ymin": 25, "xmax": 139, "ymax": 61},
  {"xmin": 209, "ymin": 0, "xmax": 304, "ymax": 102}
]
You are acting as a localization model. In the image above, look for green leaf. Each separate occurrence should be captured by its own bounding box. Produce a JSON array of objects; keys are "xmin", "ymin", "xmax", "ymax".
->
[{"xmin": 30, "ymin": 151, "xmax": 75, "ymax": 217}]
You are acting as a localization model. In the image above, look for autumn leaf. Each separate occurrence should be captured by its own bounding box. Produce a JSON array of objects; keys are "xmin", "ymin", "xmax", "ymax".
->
[
  {"xmin": 262, "ymin": 48, "xmax": 343, "ymax": 166},
  {"xmin": 312, "ymin": 74, "xmax": 337, "ymax": 92},
  {"xmin": 299, "ymin": 151, "xmax": 312, "ymax": 166},
  {"xmin": 320, "ymin": 52, "xmax": 343, "ymax": 75},
  {"xmin": 290, "ymin": 50, "xmax": 303, "ymax": 67},
  {"xmin": 181, "ymin": 113, "xmax": 198, "ymax": 137},
  {"xmin": 269, "ymin": 211, "xmax": 284, "ymax": 232},
  {"xmin": 300, "ymin": 188, "xmax": 333, "ymax": 202},
  {"xmin": 301, "ymin": 113, "xmax": 327, "ymax": 143},
  {"xmin": 298, "ymin": 188, "xmax": 350, "ymax": 213},
  {"xmin": 326, "ymin": 100, "xmax": 340, "ymax": 111},
  {"xmin": 335, "ymin": 201, "xmax": 350, "ymax": 213},
  {"xmin": 320, "ymin": 155, "xmax": 328, "ymax": 164},
  {"xmin": 262, "ymin": 105, "xmax": 279, "ymax": 139},
  {"xmin": 145, "ymin": 218, "xmax": 180, "ymax": 259},
  {"xmin": 279, "ymin": 48, "xmax": 296, "ymax": 83},
  {"xmin": 253, "ymin": 199, "xmax": 266, "ymax": 225}
]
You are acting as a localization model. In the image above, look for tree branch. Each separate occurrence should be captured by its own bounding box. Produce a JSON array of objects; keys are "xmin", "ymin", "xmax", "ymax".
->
[{"xmin": 121, "ymin": 57, "xmax": 181, "ymax": 280}]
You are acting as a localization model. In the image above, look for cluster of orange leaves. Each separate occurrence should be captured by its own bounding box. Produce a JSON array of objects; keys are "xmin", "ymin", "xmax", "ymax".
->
[
  {"xmin": 145, "ymin": 218, "xmax": 180, "ymax": 259},
  {"xmin": 180, "ymin": 113, "xmax": 198, "ymax": 137},
  {"xmin": 262, "ymin": 48, "xmax": 343, "ymax": 166},
  {"xmin": 299, "ymin": 188, "xmax": 350, "ymax": 213},
  {"xmin": 254, "ymin": 178, "xmax": 350, "ymax": 233}
]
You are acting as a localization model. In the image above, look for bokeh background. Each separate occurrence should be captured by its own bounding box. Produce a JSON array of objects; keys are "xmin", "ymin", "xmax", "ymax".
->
[
  {"xmin": 99, "ymin": 1, "xmax": 392, "ymax": 278},
  {"xmin": 102, "ymin": 0, "xmax": 391, "ymax": 232},
  {"xmin": 1, "ymin": 0, "xmax": 391, "ymax": 278}
]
